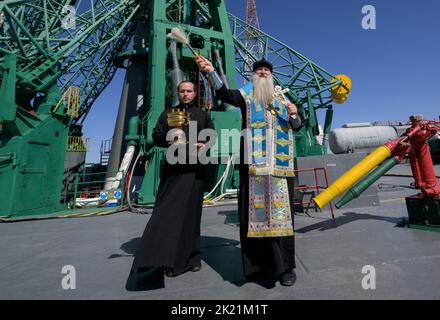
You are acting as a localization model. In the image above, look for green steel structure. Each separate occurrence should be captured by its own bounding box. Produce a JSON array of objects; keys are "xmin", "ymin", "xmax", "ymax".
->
[
  {"xmin": 0, "ymin": 0, "xmax": 140, "ymax": 218},
  {"xmin": 0, "ymin": 53, "xmax": 71, "ymax": 217},
  {"xmin": 0, "ymin": 0, "xmax": 140, "ymax": 124},
  {"xmin": 0, "ymin": 0, "xmax": 348, "ymax": 216},
  {"xmin": 134, "ymin": 0, "xmax": 240, "ymax": 204}
]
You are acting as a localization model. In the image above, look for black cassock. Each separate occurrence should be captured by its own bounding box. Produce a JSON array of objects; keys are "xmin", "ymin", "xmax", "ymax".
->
[
  {"xmin": 216, "ymin": 84, "xmax": 302, "ymax": 277},
  {"xmin": 131, "ymin": 102, "xmax": 214, "ymax": 276}
]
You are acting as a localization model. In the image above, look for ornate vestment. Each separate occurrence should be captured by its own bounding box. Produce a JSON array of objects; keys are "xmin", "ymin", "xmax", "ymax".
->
[{"xmin": 239, "ymin": 82, "xmax": 295, "ymax": 238}]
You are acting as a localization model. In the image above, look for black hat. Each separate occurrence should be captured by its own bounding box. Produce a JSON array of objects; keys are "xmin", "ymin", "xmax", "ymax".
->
[{"xmin": 252, "ymin": 58, "xmax": 273, "ymax": 73}]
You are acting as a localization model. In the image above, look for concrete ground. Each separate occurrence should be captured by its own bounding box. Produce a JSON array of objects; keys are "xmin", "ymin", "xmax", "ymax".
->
[{"xmin": 1, "ymin": 166, "xmax": 440, "ymax": 300}]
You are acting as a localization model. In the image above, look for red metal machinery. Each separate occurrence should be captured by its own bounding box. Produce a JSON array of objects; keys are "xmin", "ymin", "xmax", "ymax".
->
[{"xmin": 313, "ymin": 116, "xmax": 440, "ymax": 231}]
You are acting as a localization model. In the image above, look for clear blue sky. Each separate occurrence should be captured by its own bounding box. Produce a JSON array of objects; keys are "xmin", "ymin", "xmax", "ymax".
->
[{"xmin": 83, "ymin": 0, "xmax": 440, "ymax": 163}]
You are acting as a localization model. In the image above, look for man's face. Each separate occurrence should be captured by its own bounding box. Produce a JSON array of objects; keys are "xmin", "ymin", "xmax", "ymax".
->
[
  {"xmin": 252, "ymin": 67, "xmax": 274, "ymax": 105},
  {"xmin": 178, "ymin": 82, "xmax": 196, "ymax": 105},
  {"xmin": 254, "ymin": 67, "xmax": 272, "ymax": 78}
]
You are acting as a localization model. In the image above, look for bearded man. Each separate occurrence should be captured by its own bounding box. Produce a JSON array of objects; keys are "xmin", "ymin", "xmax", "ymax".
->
[{"xmin": 196, "ymin": 56, "xmax": 302, "ymax": 286}]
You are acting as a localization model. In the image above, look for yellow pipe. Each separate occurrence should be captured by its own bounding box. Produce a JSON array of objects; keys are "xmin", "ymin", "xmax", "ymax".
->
[{"xmin": 313, "ymin": 146, "xmax": 391, "ymax": 209}]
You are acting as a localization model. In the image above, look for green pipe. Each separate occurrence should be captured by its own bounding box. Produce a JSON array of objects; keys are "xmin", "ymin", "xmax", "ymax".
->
[
  {"xmin": 126, "ymin": 116, "xmax": 139, "ymax": 146},
  {"xmin": 307, "ymin": 90, "xmax": 319, "ymax": 136},
  {"xmin": 322, "ymin": 107, "xmax": 333, "ymax": 148},
  {"xmin": 323, "ymin": 107, "xmax": 333, "ymax": 135},
  {"xmin": 336, "ymin": 157, "xmax": 399, "ymax": 209}
]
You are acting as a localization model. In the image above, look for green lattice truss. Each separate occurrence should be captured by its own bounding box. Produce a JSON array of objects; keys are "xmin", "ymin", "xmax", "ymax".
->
[
  {"xmin": 229, "ymin": 13, "xmax": 342, "ymax": 108},
  {"xmin": 0, "ymin": 0, "xmax": 140, "ymax": 124},
  {"xmin": 1, "ymin": 1, "xmax": 344, "ymax": 135}
]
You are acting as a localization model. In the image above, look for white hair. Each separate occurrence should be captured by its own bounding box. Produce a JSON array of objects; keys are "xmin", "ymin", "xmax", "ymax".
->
[{"xmin": 252, "ymin": 73, "xmax": 274, "ymax": 106}]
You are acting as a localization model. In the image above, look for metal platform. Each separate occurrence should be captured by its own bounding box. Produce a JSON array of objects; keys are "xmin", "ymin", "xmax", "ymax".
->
[{"xmin": 1, "ymin": 165, "xmax": 440, "ymax": 300}]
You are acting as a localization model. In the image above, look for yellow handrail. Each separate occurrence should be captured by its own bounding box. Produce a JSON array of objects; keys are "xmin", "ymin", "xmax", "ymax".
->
[
  {"xmin": 67, "ymin": 136, "xmax": 87, "ymax": 152},
  {"xmin": 53, "ymin": 87, "xmax": 80, "ymax": 117}
]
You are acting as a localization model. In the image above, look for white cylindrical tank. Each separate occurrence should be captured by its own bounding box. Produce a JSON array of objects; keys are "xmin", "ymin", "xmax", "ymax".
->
[
  {"xmin": 342, "ymin": 122, "xmax": 372, "ymax": 128},
  {"xmin": 329, "ymin": 126, "xmax": 398, "ymax": 154}
]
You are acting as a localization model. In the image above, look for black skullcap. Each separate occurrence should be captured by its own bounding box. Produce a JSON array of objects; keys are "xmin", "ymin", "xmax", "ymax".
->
[{"xmin": 252, "ymin": 58, "xmax": 273, "ymax": 73}]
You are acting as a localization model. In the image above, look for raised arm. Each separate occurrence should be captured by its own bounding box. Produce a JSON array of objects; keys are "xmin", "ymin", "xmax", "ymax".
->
[
  {"xmin": 195, "ymin": 55, "xmax": 246, "ymax": 112},
  {"xmin": 285, "ymin": 101, "xmax": 302, "ymax": 131}
]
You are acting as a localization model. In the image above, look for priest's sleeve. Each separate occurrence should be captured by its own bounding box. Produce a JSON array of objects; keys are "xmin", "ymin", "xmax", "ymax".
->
[
  {"xmin": 215, "ymin": 84, "xmax": 246, "ymax": 114},
  {"xmin": 289, "ymin": 114, "xmax": 302, "ymax": 132},
  {"xmin": 208, "ymin": 70, "xmax": 246, "ymax": 114},
  {"xmin": 152, "ymin": 111, "xmax": 170, "ymax": 148}
]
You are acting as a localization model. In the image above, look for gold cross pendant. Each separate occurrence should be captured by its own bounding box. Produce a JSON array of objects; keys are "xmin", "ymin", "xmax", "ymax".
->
[{"xmin": 267, "ymin": 104, "xmax": 278, "ymax": 115}]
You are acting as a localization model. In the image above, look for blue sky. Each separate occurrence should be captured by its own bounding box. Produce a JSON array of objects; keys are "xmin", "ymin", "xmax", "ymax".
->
[{"xmin": 83, "ymin": 0, "xmax": 440, "ymax": 163}]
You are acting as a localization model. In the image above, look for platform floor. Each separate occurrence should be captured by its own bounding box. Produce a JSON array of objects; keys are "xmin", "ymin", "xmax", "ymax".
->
[{"xmin": 1, "ymin": 170, "xmax": 440, "ymax": 300}]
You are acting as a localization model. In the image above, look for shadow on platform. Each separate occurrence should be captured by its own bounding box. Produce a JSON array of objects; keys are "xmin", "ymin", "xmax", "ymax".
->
[
  {"xmin": 201, "ymin": 236, "xmax": 276, "ymax": 289},
  {"xmin": 295, "ymin": 212, "xmax": 403, "ymax": 234},
  {"xmin": 217, "ymin": 210, "xmax": 240, "ymax": 227},
  {"xmin": 115, "ymin": 234, "xmax": 277, "ymax": 290},
  {"xmin": 108, "ymin": 237, "xmax": 140, "ymax": 259}
]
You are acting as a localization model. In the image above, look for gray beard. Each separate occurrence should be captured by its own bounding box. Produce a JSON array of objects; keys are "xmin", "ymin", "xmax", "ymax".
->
[{"xmin": 252, "ymin": 73, "xmax": 274, "ymax": 106}]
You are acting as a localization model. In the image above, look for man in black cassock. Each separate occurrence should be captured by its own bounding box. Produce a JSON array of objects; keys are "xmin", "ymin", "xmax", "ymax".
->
[
  {"xmin": 197, "ymin": 56, "xmax": 302, "ymax": 286},
  {"xmin": 130, "ymin": 81, "xmax": 214, "ymax": 279}
]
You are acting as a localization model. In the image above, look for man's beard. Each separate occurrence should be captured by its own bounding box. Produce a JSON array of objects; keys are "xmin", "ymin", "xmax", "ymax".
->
[{"xmin": 252, "ymin": 73, "xmax": 274, "ymax": 106}]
